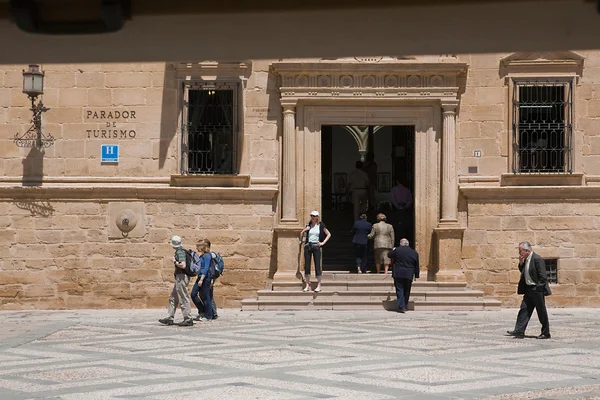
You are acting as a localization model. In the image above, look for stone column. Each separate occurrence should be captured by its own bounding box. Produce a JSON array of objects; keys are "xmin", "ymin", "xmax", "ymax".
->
[
  {"xmin": 441, "ymin": 101, "xmax": 459, "ymax": 224},
  {"xmin": 435, "ymin": 100, "xmax": 465, "ymax": 282},
  {"xmin": 274, "ymin": 102, "xmax": 302, "ymax": 283},
  {"xmin": 281, "ymin": 103, "xmax": 297, "ymax": 222}
]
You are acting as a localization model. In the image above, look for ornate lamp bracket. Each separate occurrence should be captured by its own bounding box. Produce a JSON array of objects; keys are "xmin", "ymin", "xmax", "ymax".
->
[{"xmin": 14, "ymin": 96, "xmax": 54, "ymax": 149}]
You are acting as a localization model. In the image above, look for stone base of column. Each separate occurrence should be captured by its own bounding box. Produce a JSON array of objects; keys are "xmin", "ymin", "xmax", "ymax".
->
[
  {"xmin": 434, "ymin": 224, "xmax": 466, "ymax": 282},
  {"xmin": 273, "ymin": 225, "xmax": 304, "ymax": 283}
]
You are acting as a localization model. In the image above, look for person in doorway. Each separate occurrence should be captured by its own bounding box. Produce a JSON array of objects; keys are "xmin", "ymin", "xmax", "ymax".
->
[
  {"xmin": 506, "ymin": 241, "xmax": 552, "ymax": 339},
  {"xmin": 368, "ymin": 213, "xmax": 395, "ymax": 274},
  {"xmin": 299, "ymin": 211, "xmax": 332, "ymax": 292},
  {"xmin": 388, "ymin": 238, "xmax": 419, "ymax": 313},
  {"xmin": 351, "ymin": 213, "xmax": 372, "ymax": 273},
  {"xmin": 390, "ymin": 178, "xmax": 413, "ymax": 246},
  {"xmin": 158, "ymin": 235, "xmax": 194, "ymax": 326},
  {"xmin": 347, "ymin": 161, "xmax": 370, "ymax": 222},
  {"xmin": 362, "ymin": 154, "xmax": 378, "ymax": 211}
]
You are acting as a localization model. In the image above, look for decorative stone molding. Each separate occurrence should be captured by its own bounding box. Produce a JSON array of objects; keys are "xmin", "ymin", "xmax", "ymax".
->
[
  {"xmin": 499, "ymin": 51, "xmax": 584, "ymax": 79},
  {"xmin": 460, "ymin": 186, "xmax": 600, "ymax": 201},
  {"xmin": 172, "ymin": 61, "xmax": 252, "ymax": 83},
  {"xmin": 0, "ymin": 186, "xmax": 278, "ymax": 202},
  {"xmin": 271, "ymin": 62, "xmax": 468, "ymax": 103},
  {"xmin": 500, "ymin": 173, "xmax": 584, "ymax": 187},
  {"xmin": 170, "ymin": 174, "xmax": 250, "ymax": 188}
]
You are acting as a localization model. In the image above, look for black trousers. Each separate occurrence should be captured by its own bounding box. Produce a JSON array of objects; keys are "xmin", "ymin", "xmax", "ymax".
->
[
  {"xmin": 394, "ymin": 277, "xmax": 413, "ymax": 310},
  {"xmin": 514, "ymin": 286, "xmax": 550, "ymax": 336},
  {"xmin": 353, "ymin": 243, "xmax": 368, "ymax": 273},
  {"xmin": 304, "ymin": 244, "xmax": 322, "ymax": 277}
]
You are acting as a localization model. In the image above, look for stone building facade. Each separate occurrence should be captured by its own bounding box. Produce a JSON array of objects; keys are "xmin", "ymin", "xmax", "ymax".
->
[{"xmin": 1, "ymin": 52, "xmax": 600, "ymax": 310}]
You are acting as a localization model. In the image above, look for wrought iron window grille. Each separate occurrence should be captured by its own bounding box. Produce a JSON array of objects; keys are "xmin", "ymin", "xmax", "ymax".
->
[
  {"xmin": 545, "ymin": 258, "xmax": 558, "ymax": 284},
  {"xmin": 181, "ymin": 82, "xmax": 238, "ymax": 175},
  {"xmin": 512, "ymin": 79, "xmax": 573, "ymax": 174}
]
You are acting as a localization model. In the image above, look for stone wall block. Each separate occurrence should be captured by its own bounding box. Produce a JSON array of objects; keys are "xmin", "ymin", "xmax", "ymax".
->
[
  {"xmin": 228, "ymin": 216, "xmax": 261, "ymax": 230},
  {"xmin": 11, "ymin": 215, "xmax": 34, "ymax": 229},
  {"xmin": 78, "ymin": 216, "xmax": 106, "ymax": 229},
  {"xmin": 68, "ymin": 204, "xmax": 100, "ymax": 215},
  {"xmin": 35, "ymin": 230, "xmax": 63, "ymax": 244},
  {"xmin": 106, "ymin": 73, "xmax": 152, "ymax": 88},
  {"xmin": 0, "ymin": 285, "xmax": 21, "ymax": 298},
  {"xmin": 174, "ymin": 214, "xmax": 198, "ymax": 229},
  {"xmin": 58, "ymin": 88, "xmax": 88, "ymax": 107},
  {"xmin": 0, "ymin": 271, "xmax": 45, "ymax": 285},
  {"xmin": 112, "ymin": 89, "xmax": 146, "ymax": 106},
  {"xmin": 18, "ymin": 285, "xmax": 55, "ymax": 298},
  {"xmin": 47, "ymin": 244, "xmax": 84, "ymax": 258},
  {"xmin": 460, "ymin": 245, "xmax": 479, "ymax": 259},
  {"xmin": 501, "ymin": 217, "xmax": 528, "ymax": 231},
  {"xmin": 88, "ymin": 88, "xmax": 112, "ymax": 106},
  {"xmin": 529, "ymin": 216, "xmax": 596, "ymax": 230},
  {"xmin": 210, "ymin": 231, "xmax": 241, "ymax": 245},
  {"xmin": 573, "ymin": 244, "xmax": 598, "ymax": 258},
  {"xmin": 575, "ymin": 284, "xmax": 599, "ymax": 297},
  {"xmin": 462, "ymin": 229, "xmax": 487, "ymax": 245},
  {"xmin": 468, "ymin": 216, "xmax": 502, "ymax": 230}
]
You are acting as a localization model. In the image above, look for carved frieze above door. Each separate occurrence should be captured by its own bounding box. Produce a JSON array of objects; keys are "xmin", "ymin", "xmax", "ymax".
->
[{"xmin": 271, "ymin": 61, "xmax": 468, "ymax": 103}]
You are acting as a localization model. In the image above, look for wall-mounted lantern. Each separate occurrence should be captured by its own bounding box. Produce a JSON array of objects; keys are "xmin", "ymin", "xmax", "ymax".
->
[{"xmin": 14, "ymin": 64, "xmax": 54, "ymax": 148}]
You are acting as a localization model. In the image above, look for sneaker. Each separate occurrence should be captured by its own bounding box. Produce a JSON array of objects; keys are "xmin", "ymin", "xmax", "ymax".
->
[
  {"xmin": 193, "ymin": 314, "xmax": 204, "ymax": 321},
  {"xmin": 213, "ymin": 315, "xmax": 219, "ymax": 320},
  {"xmin": 314, "ymin": 287, "xmax": 322, "ymax": 293},
  {"xmin": 303, "ymin": 286, "xmax": 310, "ymax": 292},
  {"xmin": 158, "ymin": 318, "xmax": 174, "ymax": 325},
  {"xmin": 177, "ymin": 319, "xmax": 194, "ymax": 327}
]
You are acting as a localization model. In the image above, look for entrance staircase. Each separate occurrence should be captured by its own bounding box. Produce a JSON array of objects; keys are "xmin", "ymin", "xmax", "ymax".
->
[{"xmin": 241, "ymin": 272, "xmax": 502, "ymax": 311}]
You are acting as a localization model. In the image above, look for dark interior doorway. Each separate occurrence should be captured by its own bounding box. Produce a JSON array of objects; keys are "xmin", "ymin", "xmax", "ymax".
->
[{"xmin": 321, "ymin": 125, "xmax": 415, "ymax": 271}]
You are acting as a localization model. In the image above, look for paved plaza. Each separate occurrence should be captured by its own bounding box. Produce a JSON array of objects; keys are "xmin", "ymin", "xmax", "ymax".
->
[{"xmin": 0, "ymin": 308, "xmax": 600, "ymax": 399}]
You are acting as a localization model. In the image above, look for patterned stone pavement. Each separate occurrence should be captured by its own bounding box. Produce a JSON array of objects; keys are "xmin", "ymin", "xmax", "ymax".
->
[{"xmin": 0, "ymin": 308, "xmax": 600, "ymax": 399}]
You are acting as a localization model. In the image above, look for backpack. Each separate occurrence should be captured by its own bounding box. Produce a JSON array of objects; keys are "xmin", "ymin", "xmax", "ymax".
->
[
  {"xmin": 209, "ymin": 251, "xmax": 224, "ymax": 279},
  {"xmin": 183, "ymin": 249, "xmax": 202, "ymax": 277}
]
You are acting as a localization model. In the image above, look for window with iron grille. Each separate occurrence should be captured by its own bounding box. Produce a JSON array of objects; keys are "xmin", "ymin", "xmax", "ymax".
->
[
  {"xmin": 181, "ymin": 82, "xmax": 238, "ymax": 175},
  {"xmin": 545, "ymin": 258, "xmax": 558, "ymax": 284},
  {"xmin": 512, "ymin": 80, "xmax": 573, "ymax": 174}
]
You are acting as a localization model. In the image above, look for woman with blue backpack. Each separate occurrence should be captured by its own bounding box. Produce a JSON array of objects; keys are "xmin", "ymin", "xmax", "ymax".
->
[{"xmin": 190, "ymin": 238, "xmax": 218, "ymax": 321}]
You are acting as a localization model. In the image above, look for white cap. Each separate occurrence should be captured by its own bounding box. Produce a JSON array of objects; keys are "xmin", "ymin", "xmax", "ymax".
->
[
  {"xmin": 310, "ymin": 210, "xmax": 319, "ymax": 217},
  {"xmin": 170, "ymin": 235, "xmax": 182, "ymax": 248}
]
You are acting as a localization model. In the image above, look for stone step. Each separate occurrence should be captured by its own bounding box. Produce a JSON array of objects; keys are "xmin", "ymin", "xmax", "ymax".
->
[
  {"xmin": 241, "ymin": 298, "xmax": 502, "ymax": 311},
  {"xmin": 257, "ymin": 289, "xmax": 486, "ymax": 302},
  {"xmin": 272, "ymin": 280, "xmax": 468, "ymax": 291}
]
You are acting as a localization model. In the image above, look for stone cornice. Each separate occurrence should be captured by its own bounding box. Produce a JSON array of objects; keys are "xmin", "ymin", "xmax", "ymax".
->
[
  {"xmin": 0, "ymin": 186, "xmax": 278, "ymax": 202},
  {"xmin": 271, "ymin": 61, "xmax": 468, "ymax": 103},
  {"xmin": 460, "ymin": 186, "xmax": 600, "ymax": 201}
]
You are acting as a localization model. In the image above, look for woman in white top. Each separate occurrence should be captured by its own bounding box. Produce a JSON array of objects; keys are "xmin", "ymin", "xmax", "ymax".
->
[{"xmin": 299, "ymin": 210, "xmax": 332, "ymax": 292}]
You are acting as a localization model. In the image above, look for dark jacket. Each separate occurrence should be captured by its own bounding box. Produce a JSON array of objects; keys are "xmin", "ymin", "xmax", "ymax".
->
[
  {"xmin": 388, "ymin": 246, "xmax": 420, "ymax": 280},
  {"xmin": 351, "ymin": 220, "xmax": 372, "ymax": 245},
  {"xmin": 304, "ymin": 221, "xmax": 328, "ymax": 243},
  {"xmin": 517, "ymin": 252, "xmax": 552, "ymax": 296}
]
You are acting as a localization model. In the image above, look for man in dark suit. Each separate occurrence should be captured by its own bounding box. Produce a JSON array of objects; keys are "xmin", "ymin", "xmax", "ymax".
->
[
  {"xmin": 388, "ymin": 238, "xmax": 419, "ymax": 313},
  {"xmin": 507, "ymin": 241, "xmax": 552, "ymax": 339},
  {"xmin": 352, "ymin": 213, "xmax": 372, "ymax": 274}
]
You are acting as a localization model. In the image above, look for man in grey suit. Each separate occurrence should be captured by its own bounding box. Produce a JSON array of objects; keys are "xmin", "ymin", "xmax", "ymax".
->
[
  {"xmin": 507, "ymin": 241, "xmax": 552, "ymax": 339},
  {"xmin": 388, "ymin": 238, "xmax": 419, "ymax": 313}
]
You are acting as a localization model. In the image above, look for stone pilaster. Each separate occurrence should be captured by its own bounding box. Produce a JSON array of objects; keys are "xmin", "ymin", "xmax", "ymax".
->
[
  {"xmin": 440, "ymin": 101, "xmax": 459, "ymax": 224},
  {"xmin": 274, "ymin": 102, "xmax": 302, "ymax": 282},
  {"xmin": 281, "ymin": 103, "xmax": 297, "ymax": 222},
  {"xmin": 436, "ymin": 100, "xmax": 465, "ymax": 282}
]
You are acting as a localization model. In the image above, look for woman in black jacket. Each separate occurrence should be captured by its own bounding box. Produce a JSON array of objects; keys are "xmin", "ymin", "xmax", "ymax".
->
[{"xmin": 299, "ymin": 210, "xmax": 332, "ymax": 292}]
